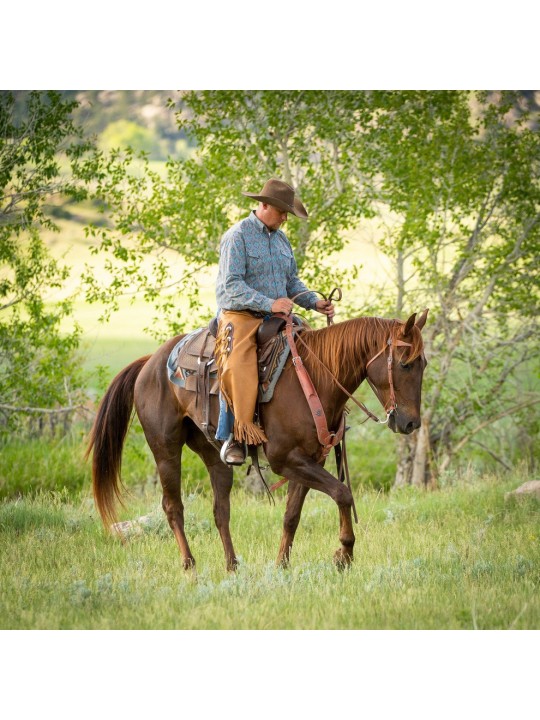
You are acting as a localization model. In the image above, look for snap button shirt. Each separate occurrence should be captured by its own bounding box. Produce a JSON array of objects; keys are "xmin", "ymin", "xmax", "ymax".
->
[{"xmin": 216, "ymin": 211, "xmax": 318, "ymax": 313}]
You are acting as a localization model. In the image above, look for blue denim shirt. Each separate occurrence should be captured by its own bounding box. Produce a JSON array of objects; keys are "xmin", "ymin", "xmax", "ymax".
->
[{"xmin": 215, "ymin": 211, "xmax": 318, "ymax": 313}]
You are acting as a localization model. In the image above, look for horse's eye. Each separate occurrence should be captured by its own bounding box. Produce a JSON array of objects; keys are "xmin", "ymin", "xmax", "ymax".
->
[{"xmin": 400, "ymin": 361, "xmax": 411, "ymax": 370}]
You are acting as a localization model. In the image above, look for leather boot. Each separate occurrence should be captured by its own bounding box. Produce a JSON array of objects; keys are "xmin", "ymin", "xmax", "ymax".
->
[{"xmin": 220, "ymin": 436, "xmax": 246, "ymax": 466}]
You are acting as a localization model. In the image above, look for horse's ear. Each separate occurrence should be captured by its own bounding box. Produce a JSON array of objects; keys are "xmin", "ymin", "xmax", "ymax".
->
[
  {"xmin": 402, "ymin": 313, "xmax": 417, "ymax": 338},
  {"xmin": 415, "ymin": 308, "xmax": 429, "ymax": 331}
]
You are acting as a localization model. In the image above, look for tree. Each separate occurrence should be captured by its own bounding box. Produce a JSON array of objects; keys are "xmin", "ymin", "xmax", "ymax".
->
[
  {"xmin": 0, "ymin": 91, "xmax": 100, "ymax": 434},
  {"xmin": 356, "ymin": 91, "xmax": 540, "ymax": 485}
]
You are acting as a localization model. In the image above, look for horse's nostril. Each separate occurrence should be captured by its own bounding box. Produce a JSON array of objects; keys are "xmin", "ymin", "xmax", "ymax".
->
[{"xmin": 405, "ymin": 419, "xmax": 421, "ymax": 434}]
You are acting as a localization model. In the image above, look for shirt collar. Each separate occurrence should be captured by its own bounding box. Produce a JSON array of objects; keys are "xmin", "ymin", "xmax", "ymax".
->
[{"xmin": 249, "ymin": 209, "xmax": 275, "ymax": 234}]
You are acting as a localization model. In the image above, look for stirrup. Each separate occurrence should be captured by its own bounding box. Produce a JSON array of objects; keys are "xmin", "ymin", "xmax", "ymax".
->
[{"xmin": 219, "ymin": 434, "xmax": 246, "ymax": 466}]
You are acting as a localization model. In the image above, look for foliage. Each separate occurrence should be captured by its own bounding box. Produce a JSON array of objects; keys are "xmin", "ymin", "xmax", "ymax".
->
[
  {"xmin": 82, "ymin": 91, "xmax": 377, "ymax": 338},
  {"xmin": 0, "ymin": 91, "xmax": 101, "ymax": 434},
  {"xmin": 356, "ymin": 91, "xmax": 540, "ymax": 484}
]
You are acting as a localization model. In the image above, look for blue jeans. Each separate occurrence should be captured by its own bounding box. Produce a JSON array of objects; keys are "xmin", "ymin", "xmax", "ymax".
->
[{"xmin": 216, "ymin": 393, "xmax": 235, "ymax": 441}]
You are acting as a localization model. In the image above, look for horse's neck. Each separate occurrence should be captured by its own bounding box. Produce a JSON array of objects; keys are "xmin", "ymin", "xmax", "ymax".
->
[
  {"xmin": 356, "ymin": 316, "xmax": 393, "ymax": 362},
  {"xmin": 306, "ymin": 317, "xmax": 392, "ymax": 399},
  {"xmin": 338, "ymin": 316, "xmax": 391, "ymax": 368}
]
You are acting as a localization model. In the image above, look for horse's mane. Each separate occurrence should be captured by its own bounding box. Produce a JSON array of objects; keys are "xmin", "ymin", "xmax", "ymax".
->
[{"xmin": 297, "ymin": 317, "xmax": 425, "ymax": 390}]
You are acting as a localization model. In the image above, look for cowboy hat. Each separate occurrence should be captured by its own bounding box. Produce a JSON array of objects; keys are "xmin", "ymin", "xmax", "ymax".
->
[{"xmin": 242, "ymin": 178, "xmax": 308, "ymax": 218}]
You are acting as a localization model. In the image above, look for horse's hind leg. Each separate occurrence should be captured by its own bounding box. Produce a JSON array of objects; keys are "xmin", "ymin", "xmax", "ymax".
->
[
  {"xmin": 209, "ymin": 462, "xmax": 237, "ymax": 571},
  {"xmin": 276, "ymin": 480, "xmax": 309, "ymax": 568},
  {"xmin": 138, "ymin": 416, "xmax": 196, "ymax": 570},
  {"xmin": 158, "ymin": 452, "xmax": 196, "ymax": 570},
  {"xmin": 185, "ymin": 423, "xmax": 238, "ymax": 572}
]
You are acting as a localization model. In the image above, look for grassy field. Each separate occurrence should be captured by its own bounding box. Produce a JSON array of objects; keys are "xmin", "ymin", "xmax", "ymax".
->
[{"xmin": 1, "ymin": 466, "xmax": 538, "ymax": 630}]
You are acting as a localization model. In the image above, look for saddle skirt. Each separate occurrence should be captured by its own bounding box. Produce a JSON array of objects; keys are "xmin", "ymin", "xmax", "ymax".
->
[{"xmin": 167, "ymin": 325, "xmax": 291, "ymax": 403}]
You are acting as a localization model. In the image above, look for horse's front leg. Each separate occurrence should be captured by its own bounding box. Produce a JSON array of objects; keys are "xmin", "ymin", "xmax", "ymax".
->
[
  {"xmin": 272, "ymin": 449, "xmax": 355, "ymax": 569},
  {"xmin": 334, "ymin": 505, "xmax": 355, "ymax": 569}
]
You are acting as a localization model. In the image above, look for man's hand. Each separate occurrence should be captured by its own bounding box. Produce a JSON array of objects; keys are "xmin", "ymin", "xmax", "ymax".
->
[
  {"xmin": 271, "ymin": 297, "xmax": 294, "ymax": 314},
  {"xmin": 315, "ymin": 299, "xmax": 335, "ymax": 318}
]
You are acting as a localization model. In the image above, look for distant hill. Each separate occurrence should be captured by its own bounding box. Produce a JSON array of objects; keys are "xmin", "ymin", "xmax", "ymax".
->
[
  {"xmin": 62, "ymin": 90, "xmax": 192, "ymax": 159},
  {"xmin": 62, "ymin": 91, "xmax": 185, "ymax": 138},
  {"xmin": 1, "ymin": 90, "xmax": 193, "ymax": 161}
]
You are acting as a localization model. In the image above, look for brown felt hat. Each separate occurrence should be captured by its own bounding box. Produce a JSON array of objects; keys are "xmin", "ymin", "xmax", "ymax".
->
[{"xmin": 242, "ymin": 178, "xmax": 308, "ymax": 218}]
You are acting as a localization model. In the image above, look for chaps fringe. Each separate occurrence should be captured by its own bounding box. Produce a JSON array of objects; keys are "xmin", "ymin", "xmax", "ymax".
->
[{"xmin": 234, "ymin": 419, "xmax": 268, "ymax": 445}]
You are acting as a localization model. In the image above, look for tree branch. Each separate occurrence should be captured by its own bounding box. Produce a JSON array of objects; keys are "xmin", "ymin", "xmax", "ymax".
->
[
  {"xmin": 0, "ymin": 403, "xmax": 89, "ymax": 415},
  {"xmin": 469, "ymin": 441, "xmax": 512, "ymax": 472},
  {"xmin": 450, "ymin": 397, "xmax": 540, "ymax": 457}
]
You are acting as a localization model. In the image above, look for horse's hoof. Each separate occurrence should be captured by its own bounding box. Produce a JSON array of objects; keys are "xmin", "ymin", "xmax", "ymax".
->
[
  {"xmin": 333, "ymin": 548, "xmax": 353, "ymax": 570},
  {"xmin": 227, "ymin": 558, "xmax": 239, "ymax": 572},
  {"xmin": 183, "ymin": 558, "xmax": 196, "ymax": 571}
]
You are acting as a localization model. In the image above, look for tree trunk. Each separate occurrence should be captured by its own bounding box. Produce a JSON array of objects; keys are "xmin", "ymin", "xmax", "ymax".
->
[
  {"xmin": 393, "ymin": 422, "xmax": 436, "ymax": 489},
  {"xmin": 411, "ymin": 422, "xmax": 435, "ymax": 488},
  {"xmin": 394, "ymin": 435, "xmax": 414, "ymax": 487}
]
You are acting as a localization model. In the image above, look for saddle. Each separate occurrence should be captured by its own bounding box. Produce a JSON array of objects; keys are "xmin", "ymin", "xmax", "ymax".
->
[
  {"xmin": 172, "ymin": 327, "xmax": 220, "ymax": 396},
  {"xmin": 170, "ymin": 316, "xmax": 306, "ymax": 395},
  {"xmin": 167, "ymin": 316, "xmax": 306, "ymax": 445}
]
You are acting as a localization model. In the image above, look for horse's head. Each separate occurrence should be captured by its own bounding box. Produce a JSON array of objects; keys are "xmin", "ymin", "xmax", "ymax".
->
[{"xmin": 366, "ymin": 309, "xmax": 428, "ymax": 434}]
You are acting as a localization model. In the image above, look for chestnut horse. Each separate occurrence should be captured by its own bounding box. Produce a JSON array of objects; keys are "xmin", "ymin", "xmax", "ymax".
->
[{"xmin": 86, "ymin": 310, "xmax": 428, "ymax": 570}]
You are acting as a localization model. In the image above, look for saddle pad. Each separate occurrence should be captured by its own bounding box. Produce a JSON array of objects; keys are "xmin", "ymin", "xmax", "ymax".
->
[
  {"xmin": 167, "ymin": 326, "xmax": 291, "ymax": 403},
  {"xmin": 258, "ymin": 330, "xmax": 290, "ymax": 398}
]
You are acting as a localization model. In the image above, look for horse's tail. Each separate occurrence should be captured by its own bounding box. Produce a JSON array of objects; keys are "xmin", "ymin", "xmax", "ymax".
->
[{"xmin": 85, "ymin": 356, "xmax": 151, "ymax": 529}]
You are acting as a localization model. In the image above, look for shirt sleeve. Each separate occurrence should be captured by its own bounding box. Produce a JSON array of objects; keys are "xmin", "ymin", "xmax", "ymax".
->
[
  {"xmin": 286, "ymin": 252, "xmax": 318, "ymax": 310},
  {"xmin": 217, "ymin": 231, "xmax": 274, "ymax": 313}
]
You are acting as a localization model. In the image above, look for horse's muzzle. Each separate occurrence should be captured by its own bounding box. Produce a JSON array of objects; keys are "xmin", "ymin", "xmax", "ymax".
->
[{"xmin": 389, "ymin": 412, "xmax": 421, "ymax": 435}]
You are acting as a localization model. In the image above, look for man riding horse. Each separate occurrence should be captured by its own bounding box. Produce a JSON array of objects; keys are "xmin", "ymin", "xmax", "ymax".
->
[{"xmin": 214, "ymin": 178, "xmax": 335, "ymax": 465}]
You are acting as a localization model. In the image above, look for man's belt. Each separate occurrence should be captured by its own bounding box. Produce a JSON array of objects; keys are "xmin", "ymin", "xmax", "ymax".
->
[{"xmin": 223, "ymin": 308, "xmax": 269, "ymax": 319}]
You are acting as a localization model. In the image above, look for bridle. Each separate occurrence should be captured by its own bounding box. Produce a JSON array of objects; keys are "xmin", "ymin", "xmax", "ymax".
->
[
  {"xmin": 365, "ymin": 337, "xmax": 413, "ymax": 423},
  {"xmin": 295, "ymin": 330, "xmax": 413, "ymax": 425}
]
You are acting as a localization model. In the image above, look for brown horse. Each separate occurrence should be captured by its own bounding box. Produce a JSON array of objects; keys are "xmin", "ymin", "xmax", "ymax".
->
[{"xmin": 86, "ymin": 310, "xmax": 428, "ymax": 571}]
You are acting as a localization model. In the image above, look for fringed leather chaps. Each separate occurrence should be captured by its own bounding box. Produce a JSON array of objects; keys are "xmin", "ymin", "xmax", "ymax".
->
[{"xmin": 214, "ymin": 310, "xmax": 268, "ymax": 445}]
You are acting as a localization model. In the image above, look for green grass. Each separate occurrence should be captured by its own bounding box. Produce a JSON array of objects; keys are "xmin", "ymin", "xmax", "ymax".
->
[
  {"xmin": 1, "ymin": 469, "xmax": 538, "ymax": 629},
  {"xmin": 0, "ymin": 430, "xmax": 208, "ymax": 501},
  {"xmin": 81, "ymin": 337, "xmax": 158, "ymax": 393},
  {"xmin": 0, "ymin": 436, "xmax": 90, "ymax": 498}
]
